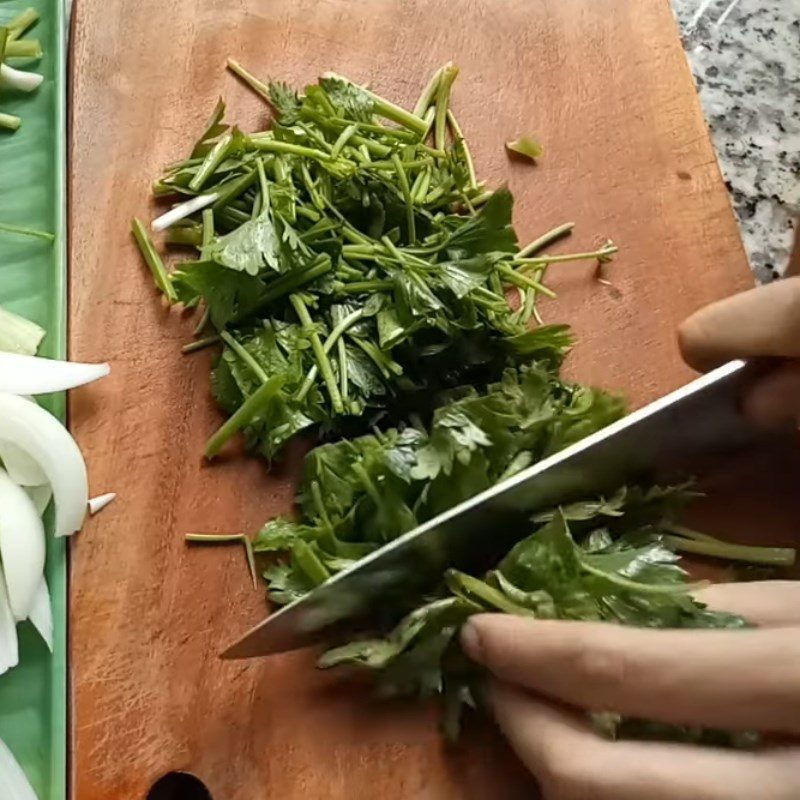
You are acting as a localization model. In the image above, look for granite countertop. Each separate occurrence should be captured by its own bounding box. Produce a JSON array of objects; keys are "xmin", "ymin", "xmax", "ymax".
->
[{"xmin": 672, "ymin": 0, "xmax": 800, "ymax": 282}]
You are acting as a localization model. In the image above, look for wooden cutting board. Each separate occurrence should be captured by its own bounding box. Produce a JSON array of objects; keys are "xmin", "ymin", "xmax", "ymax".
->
[{"xmin": 67, "ymin": 0, "xmax": 775, "ymax": 797}]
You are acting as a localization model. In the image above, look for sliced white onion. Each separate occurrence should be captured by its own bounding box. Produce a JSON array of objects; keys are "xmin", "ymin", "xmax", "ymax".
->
[
  {"xmin": 0, "ymin": 567, "xmax": 18, "ymax": 677},
  {"xmin": 0, "ymin": 737, "xmax": 37, "ymax": 800},
  {"xmin": 28, "ymin": 576, "xmax": 52, "ymax": 653},
  {"xmin": 0, "ymin": 441, "xmax": 48, "ymax": 486},
  {"xmin": 0, "ymin": 63, "xmax": 43, "ymax": 93},
  {"xmin": 0, "ymin": 469, "xmax": 45, "ymax": 620},
  {"xmin": 88, "ymin": 492, "xmax": 116, "ymax": 515},
  {"xmin": 24, "ymin": 484, "xmax": 52, "ymax": 516},
  {"xmin": 0, "ymin": 393, "xmax": 87, "ymax": 537},
  {"xmin": 151, "ymin": 193, "xmax": 217, "ymax": 232},
  {"xmin": 0, "ymin": 352, "xmax": 109, "ymax": 395}
]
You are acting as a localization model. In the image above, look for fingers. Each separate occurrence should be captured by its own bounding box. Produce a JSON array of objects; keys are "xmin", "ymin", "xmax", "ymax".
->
[
  {"xmin": 489, "ymin": 681, "xmax": 800, "ymax": 800},
  {"xmin": 696, "ymin": 582, "xmax": 800, "ymax": 627},
  {"xmin": 678, "ymin": 277, "xmax": 800, "ymax": 372},
  {"xmin": 741, "ymin": 361, "xmax": 800, "ymax": 427},
  {"xmin": 461, "ymin": 615, "xmax": 800, "ymax": 734}
]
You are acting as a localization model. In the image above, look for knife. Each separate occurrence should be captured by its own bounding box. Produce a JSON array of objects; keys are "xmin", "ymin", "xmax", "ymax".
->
[{"xmin": 223, "ymin": 359, "xmax": 760, "ymax": 659}]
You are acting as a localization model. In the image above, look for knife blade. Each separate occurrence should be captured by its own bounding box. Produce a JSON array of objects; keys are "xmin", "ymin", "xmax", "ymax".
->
[{"xmin": 223, "ymin": 359, "xmax": 758, "ymax": 659}]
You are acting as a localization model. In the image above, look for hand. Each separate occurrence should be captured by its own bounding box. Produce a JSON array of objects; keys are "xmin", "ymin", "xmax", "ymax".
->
[
  {"xmin": 459, "ymin": 278, "xmax": 800, "ymax": 799},
  {"xmin": 679, "ymin": 276, "xmax": 800, "ymax": 427},
  {"xmin": 461, "ymin": 581, "xmax": 800, "ymax": 799}
]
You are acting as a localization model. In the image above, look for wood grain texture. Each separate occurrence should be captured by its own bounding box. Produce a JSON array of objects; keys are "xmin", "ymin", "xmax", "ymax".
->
[{"xmin": 68, "ymin": 0, "xmax": 768, "ymax": 797}]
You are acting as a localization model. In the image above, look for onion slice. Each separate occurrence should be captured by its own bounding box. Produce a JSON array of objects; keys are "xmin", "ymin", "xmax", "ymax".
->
[
  {"xmin": 0, "ymin": 392, "xmax": 87, "ymax": 537},
  {"xmin": 24, "ymin": 484, "xmax": 52, "ymax": 516},
  {"xmin": 0, "ymin": 468, "xmax": 46, "ymax": 620},
  {"xmin": 0, "ymin": 352, "xmax": 109, "ymax": 395},
  {"xmin": 0, "ymin": 305, "xmax": 45, "ymax": 356},
  {"xmin": 88, "ymin": 492, "xmax": 116, "ymax": 515},
  {"xmin": 0, "ymin": 440, "xmax": 48, "ymax": 486},
  {"xmin": 28, "ymin": 576, "xmax": 52, "ymax": 652},
  {"xmin": 0, "ymin": 566, "xmax": 18, "ymax": 676},
  {"xmin": 0, "ymin": 737, "xmax": 37, "ymax": 800}
]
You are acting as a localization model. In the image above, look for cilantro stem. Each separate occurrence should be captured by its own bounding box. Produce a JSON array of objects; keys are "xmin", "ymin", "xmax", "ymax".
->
[
  {"xmin": 248, "ymin": 138, "xmax": 336, "ymax": 164},
  {"xmin": 205, "ymin": 374, "xmax": 286, "ymax": 458},
  {"xmin": 518, "ymin": 222, "xmax": 575, "ymax": 258},
  {"xmin": 185, "ymin": 533, "xmax": 258, "ymax": 588},
  {"xmin": 338, "ymin": 335, "xmax": 349, "ymax": 402},
  {"xmin": 290, "ymin": 294, "xmax": 344, "ymax": 414},
  {"xmin": 331, "ymin": 124, "xmax": 358, "ymax": 158},
  {"xmin": 580, "ymin": 560, "xmax": 704, "ymax": 595},
  {"xmin": 310, "ymin": 481, "xmax": 335, "ymax": 534},
  {"xmin": 246, "ymin": 256, "xmax": 333, "ymax": 318},
  {"xmin": 661, "ymin": 523, "xmax": 719, "ymax": 544},
  {"xmin": 662, "ymin": 529, "xmax": 796, "ymax": 567},
  {"xmin": 221, "ymin": 331, "xmax": 269, "ymax": 384},
  {"xmin": 446, "ymin": 109, "xmax": 477, "ymax": 190},
  {"xmin": 226, "ymin": 58, "xmax": 270, "ymax": 101},
  {"xmin": 413, "ymin": 65, "xmax": 444, "ymax": 117},
  {"xmin": 470, "ymin": 189, "xmax": 494, "ymax": 207},
  {"xmin": 193, "ymin": 306, "xmax": 211, "ymax": 336},
  {"xmin": 515, "ymin": 241, "xmax": 618, "ymax": 266},
  {"xmin": 190, "ymin": 130, "xmax": 233, "ymax": 192},
  {"xmin": 445, "ymin": 570, "xmax": 534, "ymax": 616},
  {"xmin": 336, "ymin": 279, "xmax": 394, "ymax": 295},
  {"xmin": 132, "ymin": 218, "xmax": 178, "ymax": 301},
  {"xmin": 0, "ymin": 221, "xmax": 52, "ymax": 239},
  {"xmin": 295, "ymin": 307, "xmax": 365, "ymax": 403},
  {"xmin": 498, "ymin": 263, "xmax": 556, "ymax": 298},
  {"xmin": 433, "ymin": 63, "xmax": 459, "ymax": 152},
  {"xmin": 182, "ymin": 334, "xmax": 220, "ymax": 353},
  {"xmin": 212, "ymin": 168, "xmax": 259, "ymax": 210},
  {"xmin": 201, "ymin": 208, "xmax": 214, "ymax": 246},
  {"xmin": 321, "ymin": 71, "xmax": 429, "ymax": 136},
  {"xmin": 293, "ymin": 539, "xmax": 330, "ymax": 585},
  {"xmin": 392, "ymin": 152, "xmax": 417, "ymax": 242}
]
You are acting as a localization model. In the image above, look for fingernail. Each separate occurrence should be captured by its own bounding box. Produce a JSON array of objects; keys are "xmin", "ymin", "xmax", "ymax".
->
[{"xmin": 460, "ymin": 620, "xmax": 484, "ymax": 663}]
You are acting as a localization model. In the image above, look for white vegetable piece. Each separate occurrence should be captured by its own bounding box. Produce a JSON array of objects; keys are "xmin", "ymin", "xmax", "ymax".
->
[
  {"xmin": 88, "ymin": 492, "xmax": 116, "ymax": 515},
  {"xmin": 0, "ymin": 63, "xmax": 43, "ymax": 93},
  {"xmin": 0, "ymin": 393, "xmax": 88, "ymax": 537},
  {"xmin": 0, "ymin": 352, "xmax": 109, "ymax": 395},
  {"xmin": 0, "ymin": 568, "xmax": 18, "ymax": 677},
  {"xmin": 0, "ymin": 306, "xmax": 45, "ymax": 356},
  {"xmin": 0, "ymin": 441, "xmax": 48, "ymax": 486},
  {"xmin": 0, "ymin": 737, "xmax": 37, "ymax": 800},
  {"xmin": 151, "ymin": 193, "xmax": 217, "ymax": 232},
  {"xmin": 24, "ymin": 484, "xmax": 52, "ymax": 516},
  {"xmin": 0, "ymin": 469, "xmax": 46, "ymax": 620},
  {"xmin": 28, "ymin": 577, "xmax": 53, "ymax": 653}
]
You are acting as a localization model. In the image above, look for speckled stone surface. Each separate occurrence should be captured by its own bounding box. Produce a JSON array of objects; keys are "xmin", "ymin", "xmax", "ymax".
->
[{"xmin": 671, "ymin": 0, "xmax": 800, "ymax": 282}]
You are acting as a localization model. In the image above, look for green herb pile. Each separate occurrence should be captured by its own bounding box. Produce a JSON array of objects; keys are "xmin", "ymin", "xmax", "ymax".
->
[
  {"xmin": 134, "ymin": 61, "xmax": 616, "ymax": 459},
  {"xmin": 137, "ymin": 63, "xmax": 795, "ymax": 743}
]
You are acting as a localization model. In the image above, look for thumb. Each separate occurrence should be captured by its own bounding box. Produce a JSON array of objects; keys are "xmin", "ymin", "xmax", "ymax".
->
[{"xmin": 678, "ymin": 277, "xmax": 800, "ymax": 372}]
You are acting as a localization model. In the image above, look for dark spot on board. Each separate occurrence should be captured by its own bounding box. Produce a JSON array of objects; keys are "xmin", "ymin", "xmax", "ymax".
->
[
  {"xmin": 676, "ymin": 170, "xmax": 692, "ymax": 181},
  {"xmin": 147, "ymin": 772, "xmax": 213, "ymax": 800}
]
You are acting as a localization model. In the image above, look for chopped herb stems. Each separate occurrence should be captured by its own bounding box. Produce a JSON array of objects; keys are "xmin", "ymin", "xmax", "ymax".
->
[
  {"xmin": 290, "ymin": 294, "xmax": 344, "ymax": 414},
  {"xmin": 131, "ymin": 218, "xmax": 177, "ymax": 301},
  {"xmin": 518, "ymin": 221, "xmax": 575, "ymax": 258}
]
